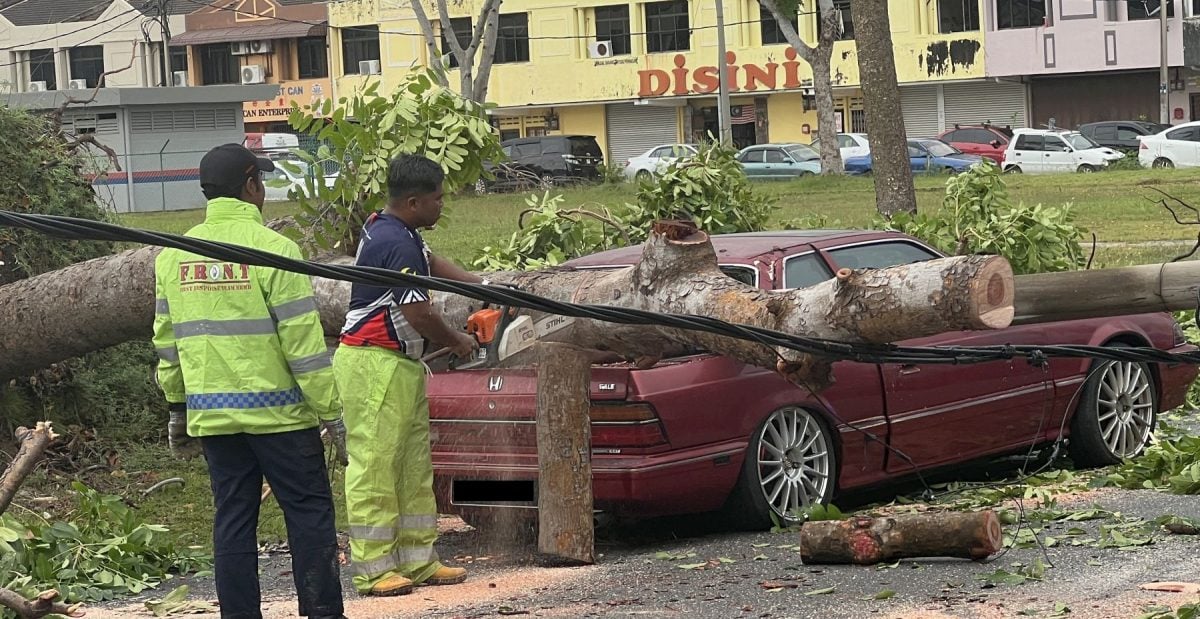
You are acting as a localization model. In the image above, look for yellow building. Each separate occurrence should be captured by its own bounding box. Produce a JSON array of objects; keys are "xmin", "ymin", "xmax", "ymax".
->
[{"xmin": 328, "ymin": 0, "xmax": 1026, "ymax": 166}]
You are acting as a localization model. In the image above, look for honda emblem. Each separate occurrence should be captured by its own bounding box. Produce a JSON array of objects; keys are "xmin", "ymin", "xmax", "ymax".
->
[{"xmin": 488, "ymin": 376, "xmax": 504, "ymax": 392}]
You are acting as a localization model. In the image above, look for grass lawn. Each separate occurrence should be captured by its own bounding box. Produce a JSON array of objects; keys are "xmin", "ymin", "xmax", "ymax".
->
[
  {"xmin": 95, "ymin": 166, "xmax": 1200, "ymax": 549},
  {"xmin": 122, "ymin": 167, "xmax": 1200, "ymax": 267}
]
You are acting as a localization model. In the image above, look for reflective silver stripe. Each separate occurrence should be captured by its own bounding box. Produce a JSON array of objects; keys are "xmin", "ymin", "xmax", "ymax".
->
[
  {"xmin": 396, "ymin": 546, "xmax": 436, "ymax": 564},
  {"xmin": 270, "ymin": 296, "xmax": 318, "ymax": 322},
  {"xmin": 173, "ymin": 318, "xmax": 276, "ymax": 339},
  {"xmin": 288, "ymin": 351, "xmax": 332, "ymax": 375},
  {"xmin": 351, "ymin": 552, "xmax": 401, "ymax": 577},
  {"xmin": 156, "ymin": 346, "xmax": 179, "ymax": 363},
  {"xmin": 155, "ymin": 298, "xmax": 170, "ymax": 314},
  {"xmin": 398, "ymin": 515, "xmax": 437, "ymax": 529},
  {"xmin": 348, "ymin": 525, "xmax": 396, "ymax": 541}
]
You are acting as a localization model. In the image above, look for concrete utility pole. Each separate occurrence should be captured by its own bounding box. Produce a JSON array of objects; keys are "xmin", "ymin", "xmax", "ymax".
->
[
  {"xmin": 715, "ymin": 0, "xmax": 732, "ymax": 145},
  {"xmin": 1161, "ymin": 0, "xmax": 1170, "ymax": 123}
]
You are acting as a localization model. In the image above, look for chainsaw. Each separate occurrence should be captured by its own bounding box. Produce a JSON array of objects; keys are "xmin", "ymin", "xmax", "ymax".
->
[{"xmin": 422, "ymin": 303, "xmax": 574, "ymax": 370}]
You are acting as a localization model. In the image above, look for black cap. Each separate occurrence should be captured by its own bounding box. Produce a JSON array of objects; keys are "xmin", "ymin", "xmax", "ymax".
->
[{"xmin": 199, "ymin": 143, "xmax": 275, "ymax": 191}]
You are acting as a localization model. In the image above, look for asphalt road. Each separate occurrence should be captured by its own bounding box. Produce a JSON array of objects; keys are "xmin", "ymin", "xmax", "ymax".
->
[{"xmin": 91, "ymin": 486, "xmax": 1200, "ymax": 619}]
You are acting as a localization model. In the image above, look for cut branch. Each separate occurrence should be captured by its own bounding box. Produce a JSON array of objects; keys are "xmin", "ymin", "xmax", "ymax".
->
[
  {"xmin": 799, "ymin": 510, "xmax": 1003, "ymax": 564},
  {"xmin": 0, "ymin": 422, "xmax": 58, "ymax": 516},
  {"xmin": 67, "ymin": 134, "xmax": 122, "ymax": 171},
  {"xmin": 0, "ymin": 589, "xmax": 84, "ymax": 619}
]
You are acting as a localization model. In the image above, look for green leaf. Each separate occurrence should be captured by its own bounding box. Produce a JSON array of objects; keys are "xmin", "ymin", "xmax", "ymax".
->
[
  {"xmin": 677, "ymin": 563, "xmax": 707, "ymax": 570},
  {"xmin": 805, "ymin": 586, "xmax": 836, "ymax": 596}
]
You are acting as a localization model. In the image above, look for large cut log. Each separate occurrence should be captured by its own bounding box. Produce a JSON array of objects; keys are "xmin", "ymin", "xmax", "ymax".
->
[
  {"xmin": 1013, "ymin": 261, "xmax": 1200, "ymax": 324},
  {"xmin": 0, "ymin": 222, "xmax": 1015, "ymax": 388},
  {"xmin": 535, "ymin": 342, "xmax": 594, "ymax": 565},
  {"xmin": 798, "ymin": 510, "xmax": 1003, "ymax": 565}
]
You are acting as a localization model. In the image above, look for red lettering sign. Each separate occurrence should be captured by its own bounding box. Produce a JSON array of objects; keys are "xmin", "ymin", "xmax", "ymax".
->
[{"xmin": 636, "ymin": 49, "xmax": 807, "ymax": 98}]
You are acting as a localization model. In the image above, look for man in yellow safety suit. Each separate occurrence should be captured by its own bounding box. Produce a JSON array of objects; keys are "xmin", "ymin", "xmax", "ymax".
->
[
  {"xmin": 152, "ymin": 143, "xmax": 347, "ymax": 619},
  {"xmin": 333, "ymin": 153, "xmax": 480, "ymax": 596}
]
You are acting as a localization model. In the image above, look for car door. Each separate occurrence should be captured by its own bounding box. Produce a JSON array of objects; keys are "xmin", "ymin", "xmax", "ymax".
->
[
  {"xmin": 1116, "ymin": 125, "xmax": 1144, "ymax": 151},
  {"xmin": 1042, "ymin": 135, "xmax": 1075, "ymax": 173},
  {"xmin": 815, "ymin": 239, "xmax": 1053, "ymax": 471},
  {"xmin": 907, "ymin": 143, "xmax": 929, "ymax": 172},
  {"xmin": 1163, "ymin": 126, "xmax": 1200, "ymax": 167},
  {"xmin": 763, "ymin": 147, "xmax": 789, "ymax": 178},
  {"xmin": 1009, "ymin": 134, "xmax": 1043, "ymax": 172},
  {"xmin": 739, "ymin": 148, "xmax": 766, "ymax": 177}
]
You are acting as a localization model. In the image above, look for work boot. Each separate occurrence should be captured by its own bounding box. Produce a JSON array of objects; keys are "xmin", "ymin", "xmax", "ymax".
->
[
  {"xmin": 368, "ymin": 574, "xmax": 414, "ymax": 596},
  {"xmin": 423, "ymin": 565, "xmax": 467, "ymax": 586}
]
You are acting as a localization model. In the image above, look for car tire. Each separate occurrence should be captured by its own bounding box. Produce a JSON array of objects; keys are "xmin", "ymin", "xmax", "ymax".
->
[
  {"xmin": 1153, "ymin": 158, "xmax": 1175, "ymax": 169},
  {"xmin": 1004, "ymin": 165, "xmax": 1022, "ymax": 174},
  {"xmin": 1077, "ymin": 164, "xmax": 1097, "ymax": 173},
  {"xmin": 540, "ymin": 174, "xmax": 555, "ymax": 189},
  {"xmin": 474, "ymin": 178, "xmax": 487, "ymax": 195},
  {"xmin": 720, "ymin": 406, "xmax": 837, "ymax": 530},
  {"xmin": 635, "ymin": 170, "xmax": 652, "ymax": 182},
  {"xmin": 1068, "ymin": 343, "xmax": 1158, "ymax": 468}
]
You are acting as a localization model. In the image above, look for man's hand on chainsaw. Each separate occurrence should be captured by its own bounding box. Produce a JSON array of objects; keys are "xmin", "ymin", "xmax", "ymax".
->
[{"xmin": 449, "ymin": 331, "xmax": 478, "ymax": 360}]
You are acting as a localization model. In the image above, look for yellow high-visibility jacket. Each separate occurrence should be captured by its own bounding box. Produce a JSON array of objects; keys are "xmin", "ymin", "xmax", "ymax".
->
[{"xmin": 152, "ymin": 197, "xmax": 339, "ymax": 437}]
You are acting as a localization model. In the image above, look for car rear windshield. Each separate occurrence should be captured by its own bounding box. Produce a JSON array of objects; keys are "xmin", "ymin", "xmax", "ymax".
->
[
  {"xmin": 568, "ymin": 137, "xmax": 602, "ymax": 157},
  {"xmin": 785, "ymin": 144, "xmax": 819, "ymax": 161}
]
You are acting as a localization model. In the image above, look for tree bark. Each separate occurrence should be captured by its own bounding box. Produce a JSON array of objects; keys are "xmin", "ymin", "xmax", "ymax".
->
[
  {"xmin": 0, "ymin": 589, "xmax": 83, "ymax": 619},
  {"xmin": 850, "ymin": 0, "xmax": 917, "ymax": 216},
  {"xmin": 0, "ymin": 223, "xmax": 1015, "ymax": 389},
  {"xmin": 798, "ymin": 510, "xmax": 1003, "ymax": 565},
  {"xmin": 535, "ymin": 342, "xmax": 594, "ymax": 565},
  {"xmin": 420, "ymin": 0, "xmax": 502, "ymax": 103},
  {"xmin": 760, "ymin": 0, "xmax": 843, "ymax": 174}
]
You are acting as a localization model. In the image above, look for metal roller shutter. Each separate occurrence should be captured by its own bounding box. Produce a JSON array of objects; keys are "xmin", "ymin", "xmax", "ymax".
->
[
  {"xmin": 943, "ymin": 82, "xmax": 1028, "ymax": 130},
  {"xmin": 605, "ymin": 103, "xmax": 679, "ymax": 165},
  {"xmin": 900, "ymin": 85, "xmax": 940, "ymax": 139}
]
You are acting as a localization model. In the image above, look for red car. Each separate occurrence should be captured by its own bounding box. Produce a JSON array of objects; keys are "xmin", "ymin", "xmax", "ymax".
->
[
  {"xmin": 937, "ymin": 124, "xmax": 1014, "ymax": 165},
  {"xmin": 428, "ymin": 231, "xmax": 1197, "ymax": 529}
]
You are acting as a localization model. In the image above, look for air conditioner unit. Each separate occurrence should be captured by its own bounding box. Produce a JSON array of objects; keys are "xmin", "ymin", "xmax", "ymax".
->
[
  {"xmin": 68, "ymin": 79, "xmax": 88, "ymax": 89},
  {"xmin": 27, "ymin": 81, "xmax": 47, "ymax": 92},
  {"xmin": 247, "ymin": 39, "xmax": 272, "ymax": 54},
  {"xmin": 587, "ymin": 40, "xmax": 613, "ymax": 59},
  {"xmin": 231, "ymin": 42, "xmax": 250, "ymax": 55},
  {"xmin": 240, "ymin": 64, "xmax": 265, "ymax": 84},
  {"xmin": 172, "ymin": 70, "xmax": 188, "ymax": 87},
  {"xmin": 358, "ymin": 59, "xmax": 381, "ymax": 75}
]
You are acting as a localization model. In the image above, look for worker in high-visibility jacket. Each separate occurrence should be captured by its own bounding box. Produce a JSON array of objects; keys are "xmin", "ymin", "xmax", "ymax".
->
[
  {"xmin": 152, "ymin": 144, "xmax": 348, "ymax": 619},
  {"xmin": 334, "ymin": 154, "xmax": 479, "ymax": 596}
]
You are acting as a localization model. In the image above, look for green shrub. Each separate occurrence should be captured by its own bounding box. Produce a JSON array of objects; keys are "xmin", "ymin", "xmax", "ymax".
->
[{"xmin": 878, "ymin": 160, "xmax": 1087, "ymax": 275}]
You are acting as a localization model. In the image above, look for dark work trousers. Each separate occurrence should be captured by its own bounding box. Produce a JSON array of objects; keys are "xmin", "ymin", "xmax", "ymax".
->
[{"xmin": 201, "ymin": 427, "xmax": 344, "ymax": 619}]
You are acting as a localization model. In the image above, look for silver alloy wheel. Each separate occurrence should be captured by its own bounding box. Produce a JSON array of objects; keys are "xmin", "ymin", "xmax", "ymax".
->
[
  {"xmin": 754, "ymin": 407, "xmax": 832, "ymax": 520},
  {"xmin": 1096, "ymin": 361, "xmax": 1155, "ymax": 458}
]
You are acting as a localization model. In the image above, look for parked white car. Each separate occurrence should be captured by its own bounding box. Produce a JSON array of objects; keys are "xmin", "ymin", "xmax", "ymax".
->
[
  {"xmin": 1002, "ymin": 129, "xmax": 1124, "ymax": 174},
  {"xmin": 1138, "ymin": 121, "xmax": 1200, "ymax": 169},
  {"xmin": 263, "ymin": 160, "xmax": 338, "ymax": 202},
  {"xmin": 809, "ymin": 132, "xmax": 870, "ymax": 163},
  {"xmin": 623, "ymin": 143, "xmax": 698, "ymax": 181}
]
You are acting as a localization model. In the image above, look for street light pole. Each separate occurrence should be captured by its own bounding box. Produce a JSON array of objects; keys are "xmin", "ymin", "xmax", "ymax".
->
[
  {"xmin": 1161, "ymin": 0, "xmax": 1170, "ymax": 124},
  {"xmin": 715, "ymin": 0, "xmax": 732, "ymax": 145}
]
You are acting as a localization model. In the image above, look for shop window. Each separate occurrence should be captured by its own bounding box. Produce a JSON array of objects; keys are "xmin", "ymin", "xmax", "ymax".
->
[
  {"xmin": 200, "ymin": 43, "xmax": 240, "ymax": 85},
  {"xmin": 939, "ymin": 0, "xmax": 980, "ymax": 32},
  {"xmin": 440, "ymin": 17, "xmax": 472, "ymax": 68},
  {"xmin": 495, "ymin": 13, "xmax": 530, "ymax": 63},
  {"xmin": 815, "ymin": 0, "xmax": 854, "ymax": 40},
  {"xmin": 342, "ymin": 25, "xmax": 381, "ymax": 74},
  {"xmin": 1128, "ymin": 0, "xmax": 1174, "ymax": 20},
  {"xmin": 69, "ymin": 45, "xmax": 105, "ymax": 88},
  {"xmin": 595, "ymin": 5, "xmax": 632, "ymax": 56},
  {"xmin": 298, "ymin": 36, "xmax": 329, "ymax": 79},
  {"xmin": 760, "ymin": 9, "xmax": 798, "ymax": 45},
  {"xmin": 645, "ymin": 0, "xmax": 690, "ymax": 53},
  {"xmin": 28, "ymin": 48, "xmax": 56, "ymax": 90},
  {"xmin": 170, "ymin": 47, "xmax": 188, "ymax": 73},
  {"xmin": 995, "ymin": 0, "xmax": 1046, "ymax": 29}
]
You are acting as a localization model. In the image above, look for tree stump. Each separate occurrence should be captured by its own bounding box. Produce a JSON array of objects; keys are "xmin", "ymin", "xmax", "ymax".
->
[
  {"xmin": 799, "ymin": 510, "xmax": 1003, "ymax": 565},
  {"xmin": 535, "ymin": 342, "xmax": 595, "ymax": 564}
]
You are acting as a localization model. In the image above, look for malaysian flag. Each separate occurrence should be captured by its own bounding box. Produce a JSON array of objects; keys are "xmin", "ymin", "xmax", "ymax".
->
[{"xmin": 730, "ymin": 105, "xmax": 757, "ymax": 125}]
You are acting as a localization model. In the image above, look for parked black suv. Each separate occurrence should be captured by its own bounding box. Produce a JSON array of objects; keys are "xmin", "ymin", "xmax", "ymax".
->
[
  {"xmin": 479, "ymin": 135, "xmax": 604, "ymax": 192},
  {"xmin": 1078, "ymin": 121, "xmax": 1170, "ymax": 151}
]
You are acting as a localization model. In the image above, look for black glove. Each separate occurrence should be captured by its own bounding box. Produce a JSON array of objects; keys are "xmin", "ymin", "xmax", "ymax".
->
[{"xmin": 167, "ymin": 403, "xmax": 202, "ymax": 460}]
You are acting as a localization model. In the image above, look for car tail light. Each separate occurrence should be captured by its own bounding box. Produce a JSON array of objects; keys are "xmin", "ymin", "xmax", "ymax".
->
[
  {"xmin": 590, "ymin": 403, "xmax": 667, "ymax": 448},
  {"xmin": 1173, "ymin": 320, "xmax": 1189, "ymax": 347},
  {"xmin": 1140, "ymin": 141, "xmax": 1149, "ymax": 150}
]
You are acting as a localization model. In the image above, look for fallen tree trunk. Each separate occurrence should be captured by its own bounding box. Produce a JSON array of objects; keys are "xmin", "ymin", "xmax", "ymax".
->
[
  {"xmin": 798, "ymin": 510, "xmax": 1003, "ymax": 565},
  {"xmin": 0, "ymin": 222, "xmax": 1014, "ymax": 388},
  {"xmin": 1012, "ymin": 261, "xmax": 1200, "ymax": 324},
  {"xmin": 0, "ymin": 422, "xmax": 85, "ymax": 619}
]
